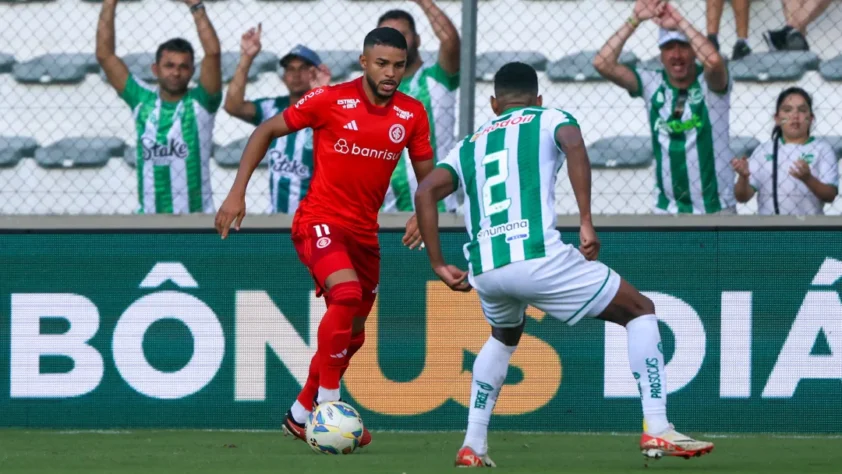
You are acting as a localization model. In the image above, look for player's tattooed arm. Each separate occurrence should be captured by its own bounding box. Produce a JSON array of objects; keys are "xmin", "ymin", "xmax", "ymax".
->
[
  {"xmin": 557, "ymin": 124, "xmax": 600, "ymax": 261},
  {"xmin": 415, "ymin": 168, "xmax": 470, "ymax": 291},
  {"xmin": 95, "ymin": 0, "xmax": 130, "ymax": 94},
  {"xmin": 413, "ymin": 0, "xmax": 460, "ymax": 74},
  {"xmin": 187, "ymin": 0, "xmax": 223, "ymax": 96}
]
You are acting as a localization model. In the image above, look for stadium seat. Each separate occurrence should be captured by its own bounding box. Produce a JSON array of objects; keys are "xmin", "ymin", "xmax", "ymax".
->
[
  {"xmin": 0, "ymin": 137, "xmax": 38, "ymax": 168},
  {"xmin": 215, "ymin": 138, "xmax": 268, "ymax": 168},
  {"xmin": 547, "ymin": 51, "xmax": 638, "ymax": 82},
  {"xmin": 588, "ymin": 136, "xmax": 653, "ymax": 169},
  {"xmin": 195, "ymin": 51, "xmax": 279, "ymax": 84},
  {"xmin": 816, "ymin": 136, "xmax": 842, "ymax": 158},
  {"xmin": 13, "ymin": 53, "xmax": 99, "ymax": 84},
  {"xmin": 730, "ymin": 51, "xmax": 819, "ymax": 82},
  {"xmin": 818, "ymin": 54, "xmax": 842, "ymax": 81},
  {"xmin": 319, "ymin": 50, "xmax": 362, "ymax": 79},
  {"xmin": 476, "ymin": 51, "xmax": 548, "ymax": 81},
  {"xmin": 0, "ymin": 52, "xmax": 14, "ymax": 73},
  {"xmin": 34, "ymin": 137, "xmax": 125, "ymax": 168},
  {"xmin": 730, "ymin": 136, "xmax": 761, "ymax": 158},
  {"xmin": 122, "ymin": 146, "xmax": 137, "ymax": 168}
]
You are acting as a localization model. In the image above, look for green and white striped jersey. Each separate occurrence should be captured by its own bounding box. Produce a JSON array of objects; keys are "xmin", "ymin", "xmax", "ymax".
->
[
  {"xmin": 438, "ymin": 106, "xmax": 578, "ymax": 275},
  {"xmin": 631, "ymin": 67, "xmax": 736, "ymax": 214},
  {"xmin": 249, "ymin": 96, "xmax": 313, "ymax": 214},
  {"xmin": 383, "ymin": 61, "xmax": 459, "ymax": 212},
  {"xmin": 121, "ymin": 74, "xmax": 221, "ymax": 214}
]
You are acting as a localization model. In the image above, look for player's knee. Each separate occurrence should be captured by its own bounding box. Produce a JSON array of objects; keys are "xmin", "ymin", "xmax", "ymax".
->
[
  {"xmin": 491, "ymin": 317, "xmax": 526, "ymax": 346},
  {"xmin": 636, "ymin": 294, "xmax": 656, "ymax": 316},
  {"xmin": 326, "ymin": 281, "xmax": 363, "ymax": 308}
]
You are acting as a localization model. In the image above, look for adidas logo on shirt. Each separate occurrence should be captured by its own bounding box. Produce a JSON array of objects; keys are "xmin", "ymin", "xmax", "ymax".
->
[{"xmin": 343, "ymin": 120, "xmax": 359, "ymax": 131}]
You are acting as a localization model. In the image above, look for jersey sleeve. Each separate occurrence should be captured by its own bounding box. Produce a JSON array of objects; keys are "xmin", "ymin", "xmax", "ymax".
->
[
  {"xmin": 435, "ymin": 143, "xmax": 462, "ymax": 190},
  {"xmin": 119, "ymin": 74, "xmax": 157, "ymax": 109},
  {"xmin": 250, "ymin": 96, "xmax": 289, "ymax": 126},
  {"xmin": 408, "ymin": 110, "xmax": 435, "ymax": 162},
  {"xmin": 629, "ymin": 67, "xmax": 660, "ymax": 100},
  {"xmin": 549, "ymin": 109, "xmax": 580, "ymax": 152},
  {"xmin": 815, "ymin": 141, "xmax": 839, "ymax": 188},
  {"xmin": 191, "ymin": 82, "xmax": 223, "ymax": 113},
  {"xmin": 282, "ymin": 87, "xmax": 330, "ymax": 132},
  {"xmin": 427, "ymin": 62, "xmax": 460, "ymax": 92}
]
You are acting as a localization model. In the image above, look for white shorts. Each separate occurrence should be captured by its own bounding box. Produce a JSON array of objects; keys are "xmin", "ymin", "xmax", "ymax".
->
[{"xmin": 468, "ymin": 243, "xmax": 622, "ymax": 328}]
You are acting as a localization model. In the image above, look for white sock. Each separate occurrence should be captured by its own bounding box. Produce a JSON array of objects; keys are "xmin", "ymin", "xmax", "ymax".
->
[
  {"xmin": 317, "ymin": 387, "xmax": 340, "ymax": 404},
  {"xmin": 463, "ymin": 336, "xmax": 517, "ymax": 456},
  {"xmin": 626, "ymin": 314, "xmax": 670, "ymax": 434},
  {"xmin": 290, "ymin": 400, "xmax": 310, "ymax": 425}
]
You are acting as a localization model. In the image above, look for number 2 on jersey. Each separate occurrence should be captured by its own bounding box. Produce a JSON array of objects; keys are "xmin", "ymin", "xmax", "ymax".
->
[{"xmin": 481, "ymin": 149, "xmax": 512, "ymax": 217}]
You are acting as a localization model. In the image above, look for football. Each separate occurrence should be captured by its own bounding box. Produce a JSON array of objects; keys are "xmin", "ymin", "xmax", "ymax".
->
[{"xmin": 305, "ymin": 401, "xmax": 365, "ymax": 455}]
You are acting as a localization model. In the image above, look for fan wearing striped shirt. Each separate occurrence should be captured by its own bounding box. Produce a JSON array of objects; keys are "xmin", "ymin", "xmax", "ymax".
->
[{"xmin": 224, "ymin": 25, "xmax": 331, "ymax": 214}]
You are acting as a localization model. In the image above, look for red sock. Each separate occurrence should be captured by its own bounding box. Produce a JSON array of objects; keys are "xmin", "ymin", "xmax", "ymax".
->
[
  {"xmin": 296, "ymin": 351, "xmax": 321, "ymax": 409},
  {"xmin": 318, "ymin": 281, "xmax": 361, "ymax": 390},
  {"xmin": 339, "ymin": 330, "xmax": 365, "ymax": 379}
]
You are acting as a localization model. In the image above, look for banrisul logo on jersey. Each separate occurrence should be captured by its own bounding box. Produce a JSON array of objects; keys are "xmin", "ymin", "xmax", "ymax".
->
[{"xmin": 0, "ymin": 231, "xmax": 840, "ymax": 433}]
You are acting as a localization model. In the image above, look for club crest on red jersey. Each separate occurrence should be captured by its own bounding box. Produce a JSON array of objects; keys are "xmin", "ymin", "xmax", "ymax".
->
[{"xmin": 389, "ymin": 124, "xmax": 406, "ymax": 144}]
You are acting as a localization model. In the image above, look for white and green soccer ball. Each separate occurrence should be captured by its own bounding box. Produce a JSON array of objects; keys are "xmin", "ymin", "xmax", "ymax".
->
[{"xmin": 305, "ymin": 401, "xmax": 365, "ymax": 455}]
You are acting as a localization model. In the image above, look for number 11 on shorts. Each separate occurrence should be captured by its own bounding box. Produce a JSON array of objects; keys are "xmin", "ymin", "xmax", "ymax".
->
[{"xmin": 313, "ymin": 224, "xmax": 331, "ymax": 237}]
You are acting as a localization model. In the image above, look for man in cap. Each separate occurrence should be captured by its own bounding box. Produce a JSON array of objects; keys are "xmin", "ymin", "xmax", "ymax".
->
[
  {"xmin": 224, "ymin": 25, "xmax": 330, "ymax": 213},
  {"xmin": 594, "ymin": 0, "xmax": 736, "ymax": 214}
]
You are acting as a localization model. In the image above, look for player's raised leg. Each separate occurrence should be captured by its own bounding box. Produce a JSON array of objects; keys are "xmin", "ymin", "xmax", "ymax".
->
[{"xmin": 596, "ymin": 280, "xmax": 714, "ymax": 460}]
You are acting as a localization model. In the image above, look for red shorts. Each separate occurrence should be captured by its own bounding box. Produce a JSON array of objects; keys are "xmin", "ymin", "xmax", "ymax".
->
[{"xmin": 291, "ymin": 220, "xmax": 380, "ymax": 313}]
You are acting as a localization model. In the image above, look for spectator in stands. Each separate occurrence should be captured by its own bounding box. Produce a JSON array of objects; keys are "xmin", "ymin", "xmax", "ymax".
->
[
  {"xmin": 224, "ymin": 25, "xmax": 330, "ymax": 214},
  {"xmin": 732, "ymin": 88, "xmax": 838, "ymax": 215},
  {"xmin": 96, "ymin": 0, "xmax": 222, "ymax": 214},
  {"xmin": 706, "ymin": 0, "xmax": 752, "ymax": 60},
  {"xmin": 764, "ymin": 0, "xmax": 833, "ymax": 51},
  {"xmin": 377, "ymin": 0, "xmax": 461, "ymax": 213},
  {"xmin": 594, "ymin": 0, "xmax": 736, "ymax": 214}
]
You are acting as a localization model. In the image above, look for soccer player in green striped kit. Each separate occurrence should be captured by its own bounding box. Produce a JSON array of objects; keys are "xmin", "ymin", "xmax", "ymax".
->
[
  {"xmin": 414, "ymin": 62, "xmax": 714, "ymax": 467},
  {"xmin": 97, "ymin": 0, "xmax": 222, "ymax": 214}
]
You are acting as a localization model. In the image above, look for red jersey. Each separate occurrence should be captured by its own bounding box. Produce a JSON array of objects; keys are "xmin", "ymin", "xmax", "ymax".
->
[{"xmin": 283, "ymin": 77, "xmax": 433, "ymax": 240}]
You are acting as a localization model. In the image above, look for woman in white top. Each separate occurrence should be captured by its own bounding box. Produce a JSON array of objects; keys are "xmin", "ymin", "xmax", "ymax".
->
[{"xmin": 731, "ymin": 87, "xmax": 838, "ymax": 215}]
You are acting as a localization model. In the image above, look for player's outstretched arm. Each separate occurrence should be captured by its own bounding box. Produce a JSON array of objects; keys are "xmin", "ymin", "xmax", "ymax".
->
[
  {"xmin": 95, "ymin": 0, "xmax": 130, "ymax": 94},
  {"xmin": 415, "ymin": 168, "xmax": 470, "ymax": 292},
  {"xmin": 187, "ymin": 0, "xmax": 222, "ymax": 96},
  {"xmin": 413, "ymin": 0, "xmax": 460, "ymax": 74},
  {"xmin": 224, "ymin": 25, "xmax": 261, "ymax": 122},
  {"xmin": 557, "ymin": 124, "xmax": 600, "ymax": 261},
  {"xmin": 215, "ymin": 114, "xmax": 293, "ymax": 239}
]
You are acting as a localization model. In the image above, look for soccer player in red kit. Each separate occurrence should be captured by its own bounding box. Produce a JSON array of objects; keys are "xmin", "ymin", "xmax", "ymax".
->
[{"xmin": 215, "ymin": 27, "xmax": 434, "ymax": 448}]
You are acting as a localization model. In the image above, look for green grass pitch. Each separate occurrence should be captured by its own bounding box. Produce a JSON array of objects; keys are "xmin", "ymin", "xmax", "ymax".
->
[{"xmin": 1, "ymin": 430, "xmax": 839, "ymax": 473}]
